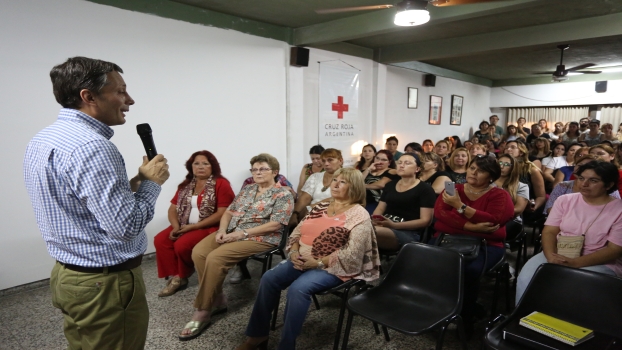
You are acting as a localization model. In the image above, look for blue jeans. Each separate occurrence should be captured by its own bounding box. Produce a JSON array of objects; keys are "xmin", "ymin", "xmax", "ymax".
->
[
  {"xmin": 245, "ymin": 259, "xmax": 342, "ymax": 350},
  {"xmin": 515, "ymin": 252, "xmax": 615, "ymax": 305}
]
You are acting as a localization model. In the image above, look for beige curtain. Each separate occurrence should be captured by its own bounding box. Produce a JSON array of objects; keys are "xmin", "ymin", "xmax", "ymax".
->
[
  {"xmin": 600, "ymin": 107, "xmax": 622, "ymax": 129},
  {"xmin": 507, "ymin": 107, "xmax": 590, "ymax": 129}
]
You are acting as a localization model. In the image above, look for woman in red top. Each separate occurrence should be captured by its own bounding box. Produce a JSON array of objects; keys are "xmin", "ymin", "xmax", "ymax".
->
[
  {"xmin": 434, "ymin": 155, "xmax": 514, "ymax": 333},
  {"xmin": 154, "ymin": 150, "xmax": 235, "ymax": 297}
]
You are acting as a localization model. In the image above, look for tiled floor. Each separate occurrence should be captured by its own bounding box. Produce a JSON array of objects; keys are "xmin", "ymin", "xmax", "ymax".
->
[{"xmin": 0, "ymin": 252, "xmax": 517, "ymax": 350}]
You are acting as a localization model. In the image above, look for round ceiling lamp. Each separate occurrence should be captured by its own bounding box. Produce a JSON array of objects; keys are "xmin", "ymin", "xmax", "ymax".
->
[{"xmin": 394, "ymin": 0, "xmax": 430, "ymax": 26}]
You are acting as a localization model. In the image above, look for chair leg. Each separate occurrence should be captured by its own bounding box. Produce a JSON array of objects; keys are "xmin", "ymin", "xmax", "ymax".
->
[
  {"xmin": 516, "ymin": 240, "xmax": 524, "ymax": 274},
  {"xmin": 373, "ymin": 322, "xmax": 380, "ymax": 335},
  {"xmin": 239, "ymin": 260, "xmax": 251, "ymax": 279},
  {"xmin": 454, "ymin": 316, "xmax": 468, "ymax": 350},
  {"xmin": 341, "ymin": 312, "xmax": 355, "ymax": 350},
  {"xmin": 504, "ymin": 264, "xmax": 512, "ymax": 312},
  {"xmin": 436, "ymin": 325, "xmax": 448, "ymax": 350},
  {"xmin": 490, "ymin": 267, "xmax": 503, "ymax": 318},
  {"xmin": 311, "ymin": 294, "xmax": 320, "ymax": 310},
  {"xmin": 382, "ymin": 326, "xmax": 390, "ymax": 341},
  {"xmin": 332, "ymin": 286, "xmax": 354, "ymax": 350}
]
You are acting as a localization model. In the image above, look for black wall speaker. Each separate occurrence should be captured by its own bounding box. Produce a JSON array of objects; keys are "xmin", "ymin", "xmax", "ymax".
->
[
  {"xmin": 424, "ymin": 74, "xmax": 436, "ymax": 87},
  {"xmin": 290, "ymin": 47, "xmax": 309, "ymax": 67},
  {"xmin": 595, "ymin": 81, "xmax": 607, "ymax": 93}
]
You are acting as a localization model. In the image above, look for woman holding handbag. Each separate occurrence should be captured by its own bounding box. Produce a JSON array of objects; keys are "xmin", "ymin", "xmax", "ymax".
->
[
  {"xmin": 516, "ymin": 161, "xmax": 622, "ymax": 303},
  {"xmin": 433, "ymin": 155, "xmax": 514, "ymax": 334}
]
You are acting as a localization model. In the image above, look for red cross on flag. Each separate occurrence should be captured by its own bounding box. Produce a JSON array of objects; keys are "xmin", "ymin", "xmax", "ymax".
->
[{"xmin": 318, "ymin": 63, "xmax": 360, "ymax": 159}]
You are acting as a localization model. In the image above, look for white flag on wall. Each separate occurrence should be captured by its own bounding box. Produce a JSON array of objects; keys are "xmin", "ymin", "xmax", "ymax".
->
[{"xmin": 318, "ymin": 63, "xmax": 360, "ymax": 167}]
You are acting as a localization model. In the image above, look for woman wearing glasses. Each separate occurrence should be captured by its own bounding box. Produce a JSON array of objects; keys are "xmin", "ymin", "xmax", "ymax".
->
[
  {"xmin": 361, "ymin": 149, "xmax": 398, "ymax": 214},
  {"xmin": 179, "ymin": 153, "xmax": 294, "ymax": 341},
  {"xmin": 494, "ymin": 155, "xmax": 530, "ymax": 235},
  {"xmin": 290, "ymin": 149, "xmax": 344, "ymax": 227}
]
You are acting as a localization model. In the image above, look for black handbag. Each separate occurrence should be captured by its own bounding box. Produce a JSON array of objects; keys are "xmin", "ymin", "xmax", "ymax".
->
[{"xmin": 436, "ymin": 233, "xmax": 485, "ymax": 262}]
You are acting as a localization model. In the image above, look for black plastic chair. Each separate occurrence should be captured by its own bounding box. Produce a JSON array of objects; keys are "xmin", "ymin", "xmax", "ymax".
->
[
  {"xmin": 270, "ymin": 278, "xmax": 366, "ymax": 350},
  {"xmin": 341, "ymin": 243, "xmax": 467, "ymax": 350},
  {"xmin": 485, "ymin": 264, "xmax": 622, "ymax": 349},
  {"xmin": 238, "ymin": 228, "xmax": 288, "ymax": 280}
]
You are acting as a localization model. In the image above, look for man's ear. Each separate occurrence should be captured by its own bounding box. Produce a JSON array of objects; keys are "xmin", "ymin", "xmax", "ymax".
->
[{"xmin": 79, "ymin": 89, "xmax": 97, "ymax": 107}]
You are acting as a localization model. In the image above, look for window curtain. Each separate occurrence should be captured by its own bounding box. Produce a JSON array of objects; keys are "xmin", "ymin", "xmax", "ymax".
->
[
  {"xmin": 507, "ymin": 107, "xmax": 590, "ymax": 130},
  {"xmin": 600, "ymin": 107, "xmax": 622, "ymax": 129}
]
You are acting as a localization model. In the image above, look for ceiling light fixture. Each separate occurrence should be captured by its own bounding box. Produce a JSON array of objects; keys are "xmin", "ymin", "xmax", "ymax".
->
[{"xmin": 394, "ymin": 0, "xmax": 430, "ymax": 26}]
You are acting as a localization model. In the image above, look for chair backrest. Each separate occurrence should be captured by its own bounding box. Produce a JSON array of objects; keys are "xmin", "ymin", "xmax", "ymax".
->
[
  {"xmin": 379, "ymin": 243, "xmax": 464, "ymax": 314},
  {"xmin": 516, "ymin": 264, "xmax": 622, "ymax": 337}
]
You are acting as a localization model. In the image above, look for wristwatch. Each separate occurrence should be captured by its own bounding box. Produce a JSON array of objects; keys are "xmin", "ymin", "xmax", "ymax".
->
[
  {"xmin": 317, "ymin": 259, "xmax": 325, "ymax": 269},
  {"xmin": 243, "ymin": 230, "xmax": 249, "ymax": 239},
  {"xmin": 457, "ymin": 203, "xmax": 468, "ymax": 214}
]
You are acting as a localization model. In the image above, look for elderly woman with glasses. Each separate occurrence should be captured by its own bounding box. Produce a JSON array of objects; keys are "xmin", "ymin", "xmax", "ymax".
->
[{"xmin": 178, "ymin": 153, "xmax": 294, "ymax": 341}]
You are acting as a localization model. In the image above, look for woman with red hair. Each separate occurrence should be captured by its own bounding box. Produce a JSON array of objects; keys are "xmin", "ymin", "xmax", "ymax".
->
[{"xmin": 154, "ymin": 150, "xmax": 235, "ymax": 297}]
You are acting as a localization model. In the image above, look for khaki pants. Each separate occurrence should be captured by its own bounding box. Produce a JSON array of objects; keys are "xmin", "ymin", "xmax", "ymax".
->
[
  {"xmin": 191, "ymin": 234, "xmax": 273, "ymax": 310},
  {"xmin": 50, "ymin": 262, "xmax": 149, "ymax": 350}
]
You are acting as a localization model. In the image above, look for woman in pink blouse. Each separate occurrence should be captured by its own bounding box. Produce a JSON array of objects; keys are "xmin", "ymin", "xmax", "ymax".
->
[
  {"xmin": 236, "ymin": 168, "xmax": 380, "ymax": 350},
  {"xmin": 517, "ymin": 161, "xmax": 622, "ymax": 303}
]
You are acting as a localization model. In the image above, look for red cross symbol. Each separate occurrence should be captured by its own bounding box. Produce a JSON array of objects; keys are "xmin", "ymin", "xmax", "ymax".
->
[{"xmin": 332, "ymin": 96, "xmax": 349, "ymax": 119}]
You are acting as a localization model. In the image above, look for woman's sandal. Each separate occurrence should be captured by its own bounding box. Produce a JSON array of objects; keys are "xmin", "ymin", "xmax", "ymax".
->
[
  {"xmin": 178, "ymin": 320, "xmax": 211, "ymax": 341},
  {"xmin": 158, "ymin": 277, "xmax": 188, "ymax": 297}
]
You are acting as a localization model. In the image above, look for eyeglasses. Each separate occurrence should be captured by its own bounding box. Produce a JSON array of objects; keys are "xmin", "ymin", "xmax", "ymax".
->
[
  {"xmin": 498, "ymin": 161, "xmax": 511, "ymax": 167},
  {"xmin": 374, "ymin": 157, "xmax": 389, "ymax": 162},
  {"xmin": 249, "ymin": 167, "xmax": 272, "ymax": 173}
]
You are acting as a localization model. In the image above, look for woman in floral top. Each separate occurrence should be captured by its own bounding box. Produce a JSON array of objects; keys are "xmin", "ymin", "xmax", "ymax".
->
[
  {"xmin": 236, "ymin": 168, "xmax": 380, "ymax": 350},
  {"xmin": 179, "ymin": 153, "xmax": 294, "ymax": 341}
]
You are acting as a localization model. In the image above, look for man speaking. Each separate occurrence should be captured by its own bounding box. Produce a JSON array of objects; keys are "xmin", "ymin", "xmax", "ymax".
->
[{"xmin": 23, "ymin": 57, "xmax": 169, "ymax": 349}]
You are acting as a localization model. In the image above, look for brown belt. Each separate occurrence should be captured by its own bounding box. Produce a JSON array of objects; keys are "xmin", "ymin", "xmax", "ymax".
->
[{"xmin": 60, "ymin": 255, "xmax": 143, "ymax": 273}]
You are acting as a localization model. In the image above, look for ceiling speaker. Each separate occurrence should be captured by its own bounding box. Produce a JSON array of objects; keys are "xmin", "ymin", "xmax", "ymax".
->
[
  {"xmin": 424, "ymin": 74, "xmax": 436, "ymax": 87},
  {"xmin": 595, "ymin": 81, "xmax": 607, "ymax": 93},
  {"xmin": 290, "ymin": 47, "xmax": 309, "ymax": 67}
]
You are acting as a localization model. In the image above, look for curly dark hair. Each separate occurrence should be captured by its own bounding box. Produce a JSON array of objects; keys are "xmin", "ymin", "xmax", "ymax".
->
[{"xmin": 575, "ymin": 160, "xmax": 619, "ymax": 194}]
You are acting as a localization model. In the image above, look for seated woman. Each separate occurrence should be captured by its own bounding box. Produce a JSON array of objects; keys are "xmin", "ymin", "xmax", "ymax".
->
[
  {"xmin": 501, "ymin": 125, "xmax": 525, "ymax": 143},
  {"xmin": 528, "ymin": 137, "xmax": 551, "ymax": 164},
  {"xmin": 474, "ymin": 120, "xmax": 499, "ymax": 143},
  {"xmin": 451, "ymin": 135, "xmax": 464, "ymax": 150},
  {"xmin": 561, "ymin": 121, "xmax": 581, "ymax": 147},
  {"xmin": 545, "ymin": 155, "xmax": 620, "ymax": 214},
  {"xmin": 516, "ymin": 161, "xmax": 622, "ymax": 303},
  {"xmin": 548, "ymin": 121, "xmax": 565, "ymax": 141},
  {"xmin": 486, "ymin": 139, "xmax": 499, "ymax": 157},
  {"xmin": 464, "ymin": 140, "xmax": 473, "ymax": 151},
  {"xmin": 236, "ymin": 168, "xmax": 380, "ymax": 350},
  {"xmin": 179, "ymin": 153, "xmax": 294, "ymax": 341},
  {"xmin": 601, "ymin": 123, "xmax": 619, "ymax": 145},
  {"xmin": 469, "ymin": 143, "xmax": 487, "ymax": 158},
  {"xmin": 385, "ymin": 136, "xmax": 403, "ymax": 161},
  {"xmin": 354, "ymin": 144, "xmax": 376, "ymax": 171},
  {"xmin": 295, "ymin": 145, "xmax": 324, "ymax": 195},
  {"xmin": 553, "ymin": 146, "xmax": 590, "ymax": 188},
  {"xmin": 543, "ymin": 143, "xmax": 579, "ymax": 185},
  {"xmin": 422, "ymin": 139, "xmax": 435, "ymax": 153},
  {"xmin": 404, "ymin": 142, "xmax": 423, "ymax": 154},
  {"xmin": 494, "ymin": 154, "xmax": 529, "ymax": 227},
  {"xmin": 419, "ymin": 152, "xmax": 452, "ymax": 195},
  {"xmin": 447, "ymin": 147, "xmax": 471, "ymax": 184},
  {"xmin": 290, "ymin": 148, "xmax": 344, "ymax": 227},
  {"xmin": 434, "ymin": 155, "xmax": 514, "ymax": 330},
  {"xmin": 361, "ymin": 149, "xmax": 398, "ymax": 214},
  {"xmin": 590, "ymin": 143, "xmax": 622, "ymax": 197},
  {"xmin": 434, "ymin": 139, "xmax": 452, "ymax": 164},
  {"xmin": 372, "ymin": 153, "xmax": 436, "ymax": 250},
  {"xmin": 504, "ymin": 140, "xmax": 546, "ymax": 218},
  {"xmin": 154, "ymin": 150, "xmax": 235, "ymax": 297}
]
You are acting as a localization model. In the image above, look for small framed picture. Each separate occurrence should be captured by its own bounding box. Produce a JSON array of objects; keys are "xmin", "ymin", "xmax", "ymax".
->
[
  {"xmin": 450, "ymin": 95, "xmax": 463, "ymax": 126},
  {"xmin": 429, "ymin": 95, "xmax": 442, "ymax": 125},
  {"xmin": 408, "ymin": 87, "xmax": 418, "ymax": 109}
]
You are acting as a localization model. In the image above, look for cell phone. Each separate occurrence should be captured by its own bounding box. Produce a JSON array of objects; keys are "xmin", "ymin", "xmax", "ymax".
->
[
  {"xmin": 371, "ymin": 215, "xmax": 386, "ymax": 221},
  {"xmin": 444, "ymin": 181, "xmax": 456, "ymax": 196}
]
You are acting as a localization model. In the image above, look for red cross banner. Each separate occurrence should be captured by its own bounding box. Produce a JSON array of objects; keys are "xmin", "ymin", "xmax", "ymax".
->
[{"xmin": 318, "ymin": 62, "xmax": 360, "ymax": 166}]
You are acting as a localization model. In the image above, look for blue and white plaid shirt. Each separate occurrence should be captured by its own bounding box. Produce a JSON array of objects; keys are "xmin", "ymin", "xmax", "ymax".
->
[{"xmin": 24, "ymin": 109, "xmax": 161, "ymax": 267}]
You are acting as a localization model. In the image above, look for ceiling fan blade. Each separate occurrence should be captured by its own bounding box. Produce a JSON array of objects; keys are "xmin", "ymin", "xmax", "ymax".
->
[
  {"xmin": 567, "ymin": 63, "xmax": 596, "ymax": 71},
  {"xmin": 534, "ymin": 72, "xmax": 556, "ymax": 75},
  {"xmin": 430, "ymin": 0, "xmax": 509, "ymax": 7},
  {"xmin": 315, "ymin": 5, "xmax": 393, "ymax": 14},
  {"xmin": 576, "ymin": 71, "xmax": 602, "ymax": 74}
]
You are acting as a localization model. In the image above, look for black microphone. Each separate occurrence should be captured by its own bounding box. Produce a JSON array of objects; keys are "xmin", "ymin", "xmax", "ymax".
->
[{"xmin": 136, "ymin": 123, "xmax": 158, "ymax": 160}]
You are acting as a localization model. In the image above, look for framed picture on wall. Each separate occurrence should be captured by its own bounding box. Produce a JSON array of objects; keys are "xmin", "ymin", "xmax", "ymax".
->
[
  {"xmin": 450, "ymin": 95, "xmax": 463, "ymax": 126},
  {"xmin": 408, "ymin": 87, "xmax": 418, "ymax": 109},
  {"xmin": 429, "ymin": 95, "xmax": 442, "ymax": 125}
]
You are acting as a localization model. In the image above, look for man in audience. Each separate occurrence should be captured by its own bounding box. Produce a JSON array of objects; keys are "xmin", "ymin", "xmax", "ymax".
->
[
  {"xmin": 579, "ymin": 117, "xmax": 590, "ymax": 133},
  {"xmin": 526, "ymin": 124, "xmax": 550, "ymax": 146},
  {"xmin": 23, "ymin": 57, "xmax": 170, "ymax": 349},
  {"xmin": 490, "ymin": 115, "xmax": 504, "ymax": 136}
]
